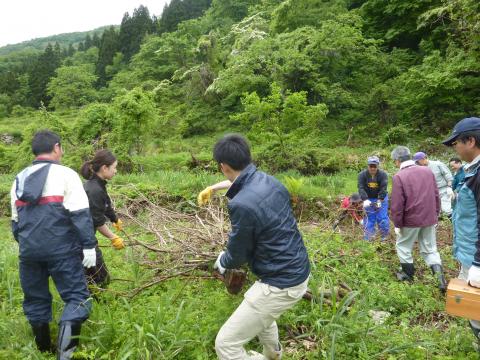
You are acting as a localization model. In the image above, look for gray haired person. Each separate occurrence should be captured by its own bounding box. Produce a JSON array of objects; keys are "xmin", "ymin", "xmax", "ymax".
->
[{"xmin": 390, "ymin": 146, "xmax": 446, "ymax": 292}]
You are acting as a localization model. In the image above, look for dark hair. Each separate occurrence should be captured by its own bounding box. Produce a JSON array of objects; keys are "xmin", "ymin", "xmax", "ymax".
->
[
  {"xmin": 31, "ymin": 130, "xmax": 61, "ymax": 155},
  {"xmin": 80, "ymin": 149, "xmax": 117, "ymax": 179},
  {"xmin": 457, "ymin": 130, "xmax": 480, "ymax": 149},
  {"xmin": 213, "ymin": 134, "xmax": 251, "ymax": 171},
  {"xmin": 449, "ymin": 157, "xmax": 462, "ymax": 164},
  {"xmin": 350, "ymin": 193, "xmax": 362, "ymax": 203}
]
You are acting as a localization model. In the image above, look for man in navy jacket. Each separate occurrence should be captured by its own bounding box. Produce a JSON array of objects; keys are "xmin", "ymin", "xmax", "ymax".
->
[
  {"xmin": 10, "ymin": 130, "xmax": 96, "ymax": 359},
  {"xmin": 210, "ymin": 134, "xmax": 310, "ymax": 360}
]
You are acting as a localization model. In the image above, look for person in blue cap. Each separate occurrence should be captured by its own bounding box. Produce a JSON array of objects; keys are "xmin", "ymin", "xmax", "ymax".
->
[
  {"xmin": 413, "ymin": 151, "xmax": 454, "ymax": 218},
  {"xmin": 357, "ymin": 156, "xmax": 390, "ymax": 240},
  {"xmin": 443, "ymin": 117, "xmax": 480, "ymax": 349}
]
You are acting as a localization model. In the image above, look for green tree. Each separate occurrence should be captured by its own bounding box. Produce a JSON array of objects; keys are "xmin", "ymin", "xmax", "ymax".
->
[
  {"xmin": 96, "ymin": 26, "xmax": 119, "ymax": 87},
  {"xmin": 110, "ymin": 88, "xmax": 156, "ymax": 157},
  {"xmin": 75, "ymin": 103, "xmax": 115, "ymax": 147},
  {"xmin": 119, "ymin": 6, "xmax": 154, "ymax": 62},
  {"xmin": 84, "ymin": 34, "xmax": 93, "ymax": 50},
  {"xmin": 157, "ymin": 0, "xmax": 212, "ymax": 33},
  {"xmin": 92, "ymin": 33, "xmax": 101, "ymax": 48},
  {"xmin": 271, "ymin": 0, "xmax": 348, "ymax": 33},
  {"xmin": 233, "ymin": 82, "xmax": 328, "ymax": 150},
  {"xmin": 47, "ymin": 65, "xmax": 98, "ymax": 109},
  {"xmin": 27, "ymin": 44, "xmax": 61, "ymax": 107},
  {"xmin": 360, "ymin": 0, "xmax": 444, "ymax": 50}
]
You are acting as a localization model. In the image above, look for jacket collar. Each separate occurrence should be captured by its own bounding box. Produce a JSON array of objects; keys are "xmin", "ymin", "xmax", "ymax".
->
[
  {"xmin": 92, "ymin": 173, "xmax": 107, "ymax": 188},
  {"xmin": 400, "ymin": 160, "xmax": 416, "ymax": 170},
  {"xmin": 225, "ymin": 163, "xmax": 257, "ymax": 200},
  {"xmin": 32, "ymin": 158, "xmax": 59, "ymax": 165},
  {"xmin": 464, "ymin": 154, "xmax": 480, "ymax": 174}
]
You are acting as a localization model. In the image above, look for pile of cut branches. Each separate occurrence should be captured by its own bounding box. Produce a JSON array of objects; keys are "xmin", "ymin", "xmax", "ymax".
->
[{"xmin": 114, "ymin": 186, "xmax": 230, "ymax": 296}]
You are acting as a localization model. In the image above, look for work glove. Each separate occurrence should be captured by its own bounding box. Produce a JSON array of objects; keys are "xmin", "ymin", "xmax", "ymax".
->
[
  {"xmin": 110, "ymin": 236, "xmax": 125, "ymax": 250},
  {"xmin": 214, "ymin": 251, "xmax": 226, "ymax": 275},
  {"xmin": 394, "ymin": 227, "xmax": 402, "ymax": 237},
  {"xmin": 446, "ymin": 187, "xmax": 454, "ymax": 200},
  {"xmin": 197, "ymin": 186, "xmax": 213, "ymax": 206},
  {"xmin": 376, "ymin": 200, "xmax": 382, "ymax": 208},
  {"xmin": 363, "ymin": 200, "xmax": 371, "ymax": 208},
  {"xmin": 112, "ymin": 219, "xmax": 123, "ymax": 232},
  {"xmin": 359, "ymin": 219, "xmax": 364, "ymax": 226},
  {"xmin": 82, "ymin": 248, "xmax": 96, "ymax": 268},
  {"xmin": 467, "ymin": 265, "xmax": 480, "ymax": 288}
]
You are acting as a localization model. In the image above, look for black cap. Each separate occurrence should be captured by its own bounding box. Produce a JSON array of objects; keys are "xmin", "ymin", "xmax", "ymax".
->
[
  {"xmin": 350, "ymin": 193, "xmax": 362, "ymax": 203},
  {"xmin": 443, "ymin": 117, "xmax": 480, "ymax": 146}
]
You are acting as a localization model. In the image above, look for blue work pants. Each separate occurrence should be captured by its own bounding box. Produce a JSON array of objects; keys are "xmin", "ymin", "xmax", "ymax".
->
[
  {"xmin": 19, "ymin": 255, "xmax": 91, "ymax": 324},
  {"xmin": 363, "ymin": 195, "xmax": 390, "ymax": 240}
]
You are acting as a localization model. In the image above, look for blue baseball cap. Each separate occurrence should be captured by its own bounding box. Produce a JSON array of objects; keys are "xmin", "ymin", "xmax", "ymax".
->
[
  {"xmin": 443, "ymin": 117, "xmax": 480, "ymax": 146},
  {"xmin": 367, "ymin": 156, "xmax": 380, "ymax": 165},
  {"xmin": 413, "ymin": 152, "xmax": 427, "ymax": 161}
]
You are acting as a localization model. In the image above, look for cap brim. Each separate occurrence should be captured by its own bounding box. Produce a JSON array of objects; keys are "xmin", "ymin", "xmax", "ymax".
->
[{"xmin": 442, "ymin": 133, "xmax": 458, "ymax": 146}]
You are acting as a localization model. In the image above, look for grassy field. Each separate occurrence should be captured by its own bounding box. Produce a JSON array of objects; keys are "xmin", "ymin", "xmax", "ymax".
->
[
  {"xmin": 0, "ymin": 113, "xmax": 478, "ymax": 358},
  {"xmin": 0, "ymin": 196, "xmax": 479, "ymax": 359}
]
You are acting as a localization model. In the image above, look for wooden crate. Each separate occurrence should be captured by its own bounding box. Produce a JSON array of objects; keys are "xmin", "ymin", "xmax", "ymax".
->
[{"xmin": 446, "ymin": 278, "xmax": 480, "ymax": 321}]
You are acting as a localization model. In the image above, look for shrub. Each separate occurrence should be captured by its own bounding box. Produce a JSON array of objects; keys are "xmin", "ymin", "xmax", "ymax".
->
[{"xmin": 382, "ymin": 124, "xmax": 411, "ymax": 146}]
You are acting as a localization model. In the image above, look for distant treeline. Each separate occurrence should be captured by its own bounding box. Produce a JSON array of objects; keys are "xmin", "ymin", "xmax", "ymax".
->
[{"xmin": 0, "ymin": 0, "xmax": 212, "ymax": 111}]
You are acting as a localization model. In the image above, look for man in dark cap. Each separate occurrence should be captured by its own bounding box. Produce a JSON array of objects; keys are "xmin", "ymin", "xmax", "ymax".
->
[
  {"xmin": 443, "ymin": 117, "xmax": 480, "ymax": 348},
  {"xmin": 332, "ymin": 193, "xmax": 364, "ymax": 230}
]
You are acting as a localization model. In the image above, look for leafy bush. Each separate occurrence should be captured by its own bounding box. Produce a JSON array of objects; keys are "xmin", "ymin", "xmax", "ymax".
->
[
  {"xmin": 255, "ymin": 142, "xmax": 321, "ymax": 175},
  {"xmin": 75, "ymin": 103, "xmax": 115, "ymax": 147},
  {"xmin": 382, "ymin": 124, "xmax": 411, "ymax": 146}
]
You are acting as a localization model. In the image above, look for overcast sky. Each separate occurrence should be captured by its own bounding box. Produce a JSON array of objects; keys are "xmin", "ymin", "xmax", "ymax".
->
[{"xmin": 0, "ymin": 0, "xmax": 169, "ymax": 47}]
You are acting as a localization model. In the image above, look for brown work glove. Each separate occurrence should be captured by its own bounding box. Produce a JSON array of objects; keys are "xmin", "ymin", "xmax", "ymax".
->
[{"xmin": 223, "ymin": 269, "xmax": 247, "ymax": 295}]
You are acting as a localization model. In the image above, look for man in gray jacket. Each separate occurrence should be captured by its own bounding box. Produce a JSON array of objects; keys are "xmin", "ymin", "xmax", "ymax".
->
[
  {"xmin": 414, "ymin": 152, "xmax": 454, "ymax": 218},
  {"xmin": 390, "ymin": 146, "xmax": 447, "ymax": 292}
]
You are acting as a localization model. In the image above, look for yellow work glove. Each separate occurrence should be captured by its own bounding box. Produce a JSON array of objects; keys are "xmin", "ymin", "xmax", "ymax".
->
[
  {"xmin": 112, "ymin": 219, "xmax": 123, "ymax": 232},
  {"xmin": 197, "ymin": 186, "xmax": 213, "ymax": 206},
  {"xmin": 110, "ymin": 236, "xmax": 125, "ymax": 250}
]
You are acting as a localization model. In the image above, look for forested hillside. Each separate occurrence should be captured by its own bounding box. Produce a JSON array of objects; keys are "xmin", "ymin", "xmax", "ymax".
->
[
  {"xmin": 0, "ymin": 0, "xmax": 479, "ymax": 173},
  {"xmin": 0, "ymin": 27, "xmax": 111, "ymax": 57}
]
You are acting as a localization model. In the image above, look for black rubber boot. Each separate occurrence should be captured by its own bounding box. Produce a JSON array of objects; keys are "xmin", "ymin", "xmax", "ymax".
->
[
  {"xmin": 469, "ymin": 322, "xmax": 480, "ymax": 353},
  {"xmin": 57, "ymin": 321, "xmax": 81, "ymax": 360},
  {"xmin": 396, "ymin": 263, "xmax": 414, "ymax": 281},
  {"xmin": 31, "ymin": 322, "xmax": 52, "ymax": 352},
  {"xmin": 470, "ymin": 322, "xmax": 480, "ymax": 340},
  {"xmin": 430, "ymin": 264, "xmax": 447, "ymax": 293}
]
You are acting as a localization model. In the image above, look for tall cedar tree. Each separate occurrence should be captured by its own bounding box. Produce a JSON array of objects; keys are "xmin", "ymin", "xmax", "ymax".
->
[
  {"xmin": 67, "ymin": 43, "xmax": 76, "ymax": 57},
  {"xmin": 92, "ymin": 33, "xmax": 101, "ymax": 48},
  {"xmin": 96, "ymin": 26, "xmax": 119, "ymax": 87},
  {"xmin": 27, "ymin": 43, "xmax": 61, "ymax": 107},
  {"xmin": 156, "ymin": 0, "xmax": 212, "ymax": 33},
  {"xmin": 119, "ymin": 5, "xmax": 154, "ymax": 62},
  {"xmin": 84, "ymin": 34, "xmax": 93, "ymax": 50}
]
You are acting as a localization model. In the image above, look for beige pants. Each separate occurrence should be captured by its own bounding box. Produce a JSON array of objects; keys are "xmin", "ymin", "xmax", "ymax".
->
[
  {"xmin": 458, "ymin": 266, "xmax": 480, "ymax": 330},
  {"xmin": 396, "ymin": 225, "xmax": 442, "ymax": 265},
  {"xmin": 215, "ymin": 278, "xmax": 309, "ymax": 360}
]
